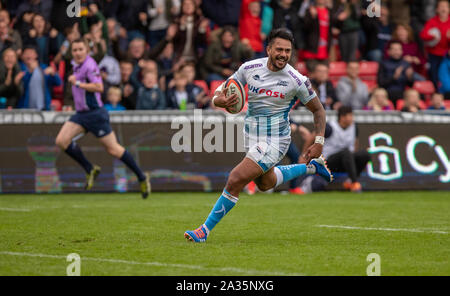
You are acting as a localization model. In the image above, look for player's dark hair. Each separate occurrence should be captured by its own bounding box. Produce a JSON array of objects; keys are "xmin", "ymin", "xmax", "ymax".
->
[
  {"xmin": 338, "ymin": 106, "xmax": 353, "ymax": 119},
  {"xmin": 267, "ymin": 28, "xmax": 294, "ymax": 47}
]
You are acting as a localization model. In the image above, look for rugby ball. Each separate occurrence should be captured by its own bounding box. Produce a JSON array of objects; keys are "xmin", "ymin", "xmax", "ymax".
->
[{"xmin": 223, "ymin": 78, "xmax": 246, "ymax": 114}]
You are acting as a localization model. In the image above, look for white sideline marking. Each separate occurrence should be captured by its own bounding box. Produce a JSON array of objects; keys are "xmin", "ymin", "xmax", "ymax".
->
[
  {"xmin": 0, "ymin": 207, "xmax": 31, "ymax": 212},
  {"xmin": 0, "ymin": 251, "xmax": 303, "ymax": 276},
  {"xmin": 316, "ymin": 225, "xmax": 449, "ymax": 235}
]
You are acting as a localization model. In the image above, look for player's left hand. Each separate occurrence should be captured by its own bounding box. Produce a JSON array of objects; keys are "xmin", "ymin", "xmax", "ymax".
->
[
  {"xmin": 68, "ymin": 75, "xmax": 77, "ymax": 85},
  {"xmin": 303, "ymin": 143, "xmax": 323, "ymax": 163}
]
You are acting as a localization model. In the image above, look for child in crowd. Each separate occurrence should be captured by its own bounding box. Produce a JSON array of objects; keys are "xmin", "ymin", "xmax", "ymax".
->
[
  {"xmin": 365, "ymin": 88, "xmax": 394, "ymax": 111},
  {"xmin": 136, "ymin": 71, "xmax": 166, "ymax": 110},
  {"xmin": 401, "ymin": 89, "xmax": 422, "ymax": 112},
  {"xmin": 427, "ymin": 93, "xmax": 446, "ymax": 110},
  {"xmin": 104, "ymin": 87, "xmax": 126, "ymax": 111}
]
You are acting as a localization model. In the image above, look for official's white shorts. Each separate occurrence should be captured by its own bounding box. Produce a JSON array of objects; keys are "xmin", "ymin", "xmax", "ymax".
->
[{"xmin": 244, "ymin": 132, "xmax": 291, "ymax": 173}]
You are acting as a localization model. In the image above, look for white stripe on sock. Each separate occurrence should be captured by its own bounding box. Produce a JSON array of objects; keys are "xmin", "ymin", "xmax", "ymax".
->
[
  {"xmin": 274, "ymin": 167, "xmax": 284, "ymax": 187},
  {"xmin": 222, "ymin": 190, "xmax": 239, "ymax": 203}
]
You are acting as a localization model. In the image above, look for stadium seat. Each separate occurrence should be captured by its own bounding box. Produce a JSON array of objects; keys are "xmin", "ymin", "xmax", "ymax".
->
[
  {"xmin": 296, "ymin": 61, "xmax": 308, "ymax": 75},
  {"xmin": 359, "ymin": 61, "xmax": 379, "ymax": 81},
  {"xmin": 51, "ymin": 99, "xmax": 62, "ymax": 111},
  {"xmin": 329, "ymin": 61, "xmax": 347, "ymax": 84},
  {"xmin": 413, "ymin": 81, "xmax": 435, "ymax": 102},
  {"xmin": 396, "ymin": 99, "xmax": 427, "ymax": 111},
  {"xmin": 444, "ymin": 100, "xmax": 450, "ymax": 110},
  {"xmin": 363, "ymin": 80, "xmax": 378, "ymax": 93},
  {"xmin": 194, "ymin": 80, "xmax": 209, "ymax": 95},
  {"xmin": 210, "ymin": 80, "xmax": 225, "ymax": 94}
]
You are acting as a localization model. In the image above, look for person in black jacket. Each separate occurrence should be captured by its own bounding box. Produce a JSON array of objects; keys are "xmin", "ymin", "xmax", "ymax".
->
[
  {"xmin": 272, "ymin": 0, "xmax": 304, "ymax": 50},
  {"xmin": 200, "ymin": 0, "xmax": 242, "ymax": 27},
  {"xmin": 309, "ymin": 61, "xmax": 337, "ymax": 110}
]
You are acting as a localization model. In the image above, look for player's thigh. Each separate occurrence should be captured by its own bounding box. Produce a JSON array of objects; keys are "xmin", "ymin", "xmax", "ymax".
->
[
  {"xmin": 98, "ymin": 131, "xmax": 125, "ymax": 158},
  {"xmin": 225, "ymin": 157, "xmax": 264, "ymax": 195},
  {"xmin": 55, "ymin": 121, "xmax": 85, "ymax": 149}
]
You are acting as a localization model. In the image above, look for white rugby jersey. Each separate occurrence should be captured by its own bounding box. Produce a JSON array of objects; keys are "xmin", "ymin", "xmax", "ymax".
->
[{"xmin": 232, "ymin": 57, "xmax": 316, "ymax": 138}]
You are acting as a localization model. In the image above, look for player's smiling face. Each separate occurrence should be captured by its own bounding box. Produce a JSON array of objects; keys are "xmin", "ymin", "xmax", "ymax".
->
[{"xmin": 267, "ymin": 38, "xmax": 292, "ymax": 71}]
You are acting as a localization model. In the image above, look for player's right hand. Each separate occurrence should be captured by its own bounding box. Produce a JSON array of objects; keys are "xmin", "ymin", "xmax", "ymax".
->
[{"xmin": 213, "ymin": 87, "xmax": 238, "ymax": 108}]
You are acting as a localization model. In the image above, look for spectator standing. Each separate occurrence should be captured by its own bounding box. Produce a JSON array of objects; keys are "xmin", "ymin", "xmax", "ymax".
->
[
  {"xmin": 0, "ymin": 10, "xmax": 22, "ymax": 55},
  {"xmin": 23, "ymin": 13, "xmax": 62, "ymax": 65},
  {"xmin": 15, "ymin": 0, "xmax": 53, "ymax": 22},
  {"xmin": 200, "ymin": 0, "xmax": 242, "ymax": 27},
  {"xmin": 420, "ymin": 0, "xmax": 450, "ymax": 88},
  {"xmin": 116, "ymin": 0, "xmax": 148, "ymax": 41},
  {"xmin": 360, "ymin": 1, "xmax": 382, "ymax": 62},
  {"xmin": 438, "ymin": 49, "xmax": 450, "ymax": 97},
  {"xmin": 145, "ymin": 0, "xmax": 180, "ymax": 47},
  {"xmin": 272, "ymin": 0, "xmax": 304, "ymax": 51},
  {"xmin": 302, "ymin": 0, "xmax": 333, "ymax": 64},
  {"xmin": 239, "ymin": 0, "xmax": 264, "ymax": 58},
  {"xmin": 171, "ymin": 0, "xmax": 208, "ymax": 65},
  {"xmin": 332, "ymin": 0, "xmax": 361, "ymax": 62}
]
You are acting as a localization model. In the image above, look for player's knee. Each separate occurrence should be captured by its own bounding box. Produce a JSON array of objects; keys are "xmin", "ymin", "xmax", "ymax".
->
[
  {"xmin": 106, "ymin": 144, "xmax": 124, "ymax": 158},
  {"xmin": 226, "ymin": 172, "xmax": 247, "ymax": 193},
  {"xmin": 55, "ymin": 136, "xmax": 69, "ymax": 150}
]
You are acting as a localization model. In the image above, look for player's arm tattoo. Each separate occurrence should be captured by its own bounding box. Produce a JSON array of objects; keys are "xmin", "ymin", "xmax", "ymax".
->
[{"xmin": 305, "ymin": 96, "xmax": 326, "ymax": 137}]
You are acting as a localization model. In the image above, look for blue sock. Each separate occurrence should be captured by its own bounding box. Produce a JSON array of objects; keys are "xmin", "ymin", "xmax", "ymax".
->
[
  {"xmin": 120, "ymin": 150, "xmax": 146, "ymax": 181},
  {"xmin": 65, "ymin": 142, "xmax": 93, "ymax": 174},
  {"xmin": 275, "ymin": 164, "xmax": 310, "ymax": 184},
  {"xmin": 203, "ymin": 189, "xmax": 238, "ymax": 234}
]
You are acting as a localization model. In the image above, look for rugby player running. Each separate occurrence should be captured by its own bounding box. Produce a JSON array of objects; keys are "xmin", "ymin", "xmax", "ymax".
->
[{"xmin": 185, "ymin": 29, "xmax": 333, "ymax": 242}]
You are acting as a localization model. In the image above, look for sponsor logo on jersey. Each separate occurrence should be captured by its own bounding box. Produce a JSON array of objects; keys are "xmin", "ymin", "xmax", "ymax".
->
[
  {"xmin": 288, "ymin": 70, "xmax": 302, "ymax": 86},
  {"xmin": 276, "ymin": 80, "xmax": 289, "ymax": 87},
  {"xmin": 252, "ymin": 74, "xmax": 264, "ymax": 82},
  {"xmin": 248, "ymin": 84, "xmax": 286, "ymax": 99},
  {"xmin": 244, "ymin": 63, "xmax": 263, "ymax": 70}
]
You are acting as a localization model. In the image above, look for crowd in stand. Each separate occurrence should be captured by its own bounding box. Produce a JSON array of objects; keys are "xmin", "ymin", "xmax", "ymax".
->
[{"xmin": 0, "ymin": 0, "xmax": 449, "ymax": 112}]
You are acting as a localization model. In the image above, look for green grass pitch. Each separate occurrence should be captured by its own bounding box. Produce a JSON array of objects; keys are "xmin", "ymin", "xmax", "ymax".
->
[{"xmin": 0, "ymin": 191, "xmax": 448, "ymax": 276}]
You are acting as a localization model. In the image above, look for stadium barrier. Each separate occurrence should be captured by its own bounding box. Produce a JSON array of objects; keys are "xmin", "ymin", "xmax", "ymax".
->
[{"xmin": 0, "ymin": 110, "xmax": 449, "ymax": 193}]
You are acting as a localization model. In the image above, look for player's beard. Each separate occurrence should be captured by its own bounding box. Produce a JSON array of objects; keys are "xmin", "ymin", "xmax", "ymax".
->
[{"xmin": 269, "ymin": 55, "xmax": 288, "ymax": 71}]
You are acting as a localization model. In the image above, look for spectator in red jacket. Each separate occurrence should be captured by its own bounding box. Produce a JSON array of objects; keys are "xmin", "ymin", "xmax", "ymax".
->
[
  {"xmin": 239, "ymin": 0, "xmax": 264, "ymax": 58},
  {"xmin": 301, "ymin": 0, "xmax": 332, "ymax": 64},
  {"xmin": 420, "ymin": 0, "xmax": 450, "ymax": 88}
]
